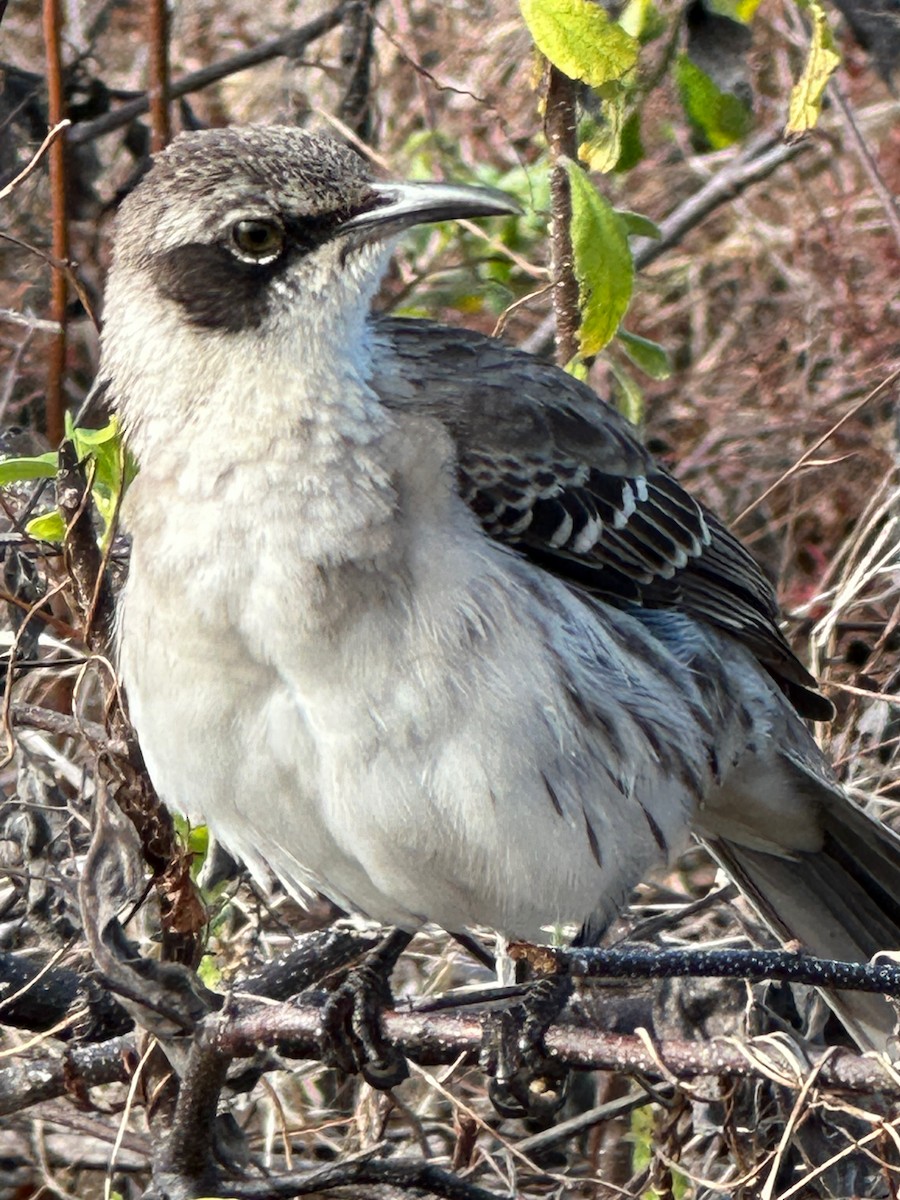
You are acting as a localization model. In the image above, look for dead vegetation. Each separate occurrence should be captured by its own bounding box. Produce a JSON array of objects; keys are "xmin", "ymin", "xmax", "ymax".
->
[{"xmin": 1, "ymin": 0, "xmax": 900, "ymax": 1196}]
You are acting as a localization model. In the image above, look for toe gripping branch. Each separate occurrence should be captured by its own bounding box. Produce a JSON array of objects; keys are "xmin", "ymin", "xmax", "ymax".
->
[
  {"xmin": 481, "ymin": 971, "xmax": 574, "ymax": 1120},
  {"xmin": 481, "ymin": 938, "xmax": 900, "ymax": 1121},
  {"xmin": 321, "ymin": 927, "xmax": 414, "ymax": 1089}
]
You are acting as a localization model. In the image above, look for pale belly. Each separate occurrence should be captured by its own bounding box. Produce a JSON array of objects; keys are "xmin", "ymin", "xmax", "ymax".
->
[{"xmin": 117, "ymin": 542, "xmax": 710, "ymax": 944}]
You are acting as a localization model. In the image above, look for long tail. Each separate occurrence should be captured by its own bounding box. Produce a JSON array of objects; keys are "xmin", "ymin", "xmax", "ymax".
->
[{"xmin": 706, "ymin": 785, "xmax": 900, "ymax": 1053}]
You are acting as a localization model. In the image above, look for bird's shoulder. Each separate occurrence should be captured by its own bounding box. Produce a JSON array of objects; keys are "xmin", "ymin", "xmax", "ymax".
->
[{"xmin": 369, "ymin": 316, "xmax": 832, "ymax": 722}]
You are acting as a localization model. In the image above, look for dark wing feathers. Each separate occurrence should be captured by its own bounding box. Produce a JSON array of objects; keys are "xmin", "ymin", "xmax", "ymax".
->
[{"xmin": 371, "ymin": 317, "xmax": 833, "ymax": 722}]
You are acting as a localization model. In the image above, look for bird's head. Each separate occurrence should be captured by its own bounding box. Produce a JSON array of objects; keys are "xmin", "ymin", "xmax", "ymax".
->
[
  {"xmin": 104, "ymin": 125, "xmax": 518, "ymax": 340},
  {"xmin": 99, "ymin": 125, "xmax": 518, "ymax": 459}
]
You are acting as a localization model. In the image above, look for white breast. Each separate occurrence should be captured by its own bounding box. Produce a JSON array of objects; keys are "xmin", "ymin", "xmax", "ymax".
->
[{"xmin": 119, "ymin": 392, "xmax": 718, "ymax": 941}]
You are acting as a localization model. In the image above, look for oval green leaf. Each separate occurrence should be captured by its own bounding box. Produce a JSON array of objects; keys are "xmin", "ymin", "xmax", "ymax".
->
[
  {"xmin": 520, "ymin": 0, "xmax": 639, "ymax": 86},
  {"xmin": 618, "ymin": 330, "xmax": 671, "ymax": 379},
  {"xmin": 26, "ymin": 511, "xmax": 66, "ymax": 543},
  {"xmin": 676, "ymin": 54, "xmax": 752, "ymax": 149},
  {"xmin": 0, "ymin": 454, "xmax": 58, "ymax": 486},
  {"xmin": 564, "ymin": 159, "xmax": 634, "ymax": 357},
  {"xmin": 618, "ymin": 210, "xmax": 661, "ymax": 240}
]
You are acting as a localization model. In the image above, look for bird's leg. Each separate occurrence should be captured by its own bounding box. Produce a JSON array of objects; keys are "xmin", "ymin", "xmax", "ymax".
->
[
  {"xmin": 321, "ymin": 927, "xmax": 412, "ymax": 1089},
  {"xmin": 482, "ymin": 966, "xmax": 573, "ymax": 1121}
]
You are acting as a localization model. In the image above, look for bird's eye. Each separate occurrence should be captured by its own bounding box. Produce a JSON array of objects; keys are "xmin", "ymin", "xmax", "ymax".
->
[{"xmin": 230, "ymin": 218, "xmax": 285, "ymax": 263}]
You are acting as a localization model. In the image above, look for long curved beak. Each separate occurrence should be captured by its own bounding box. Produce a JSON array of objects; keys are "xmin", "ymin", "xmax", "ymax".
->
[{"xmin": 341, "ymin": 179, "xmax": 521, "ymax": 239}]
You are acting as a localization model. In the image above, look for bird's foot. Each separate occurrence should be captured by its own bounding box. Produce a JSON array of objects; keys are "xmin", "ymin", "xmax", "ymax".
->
[
  {"xmin": 321, "ymin": 928, "xmax": 411, "ymax": 1089},
  {"xmin": 481, "ymin": 973, "xmax": 573, "ymax": 1120}
]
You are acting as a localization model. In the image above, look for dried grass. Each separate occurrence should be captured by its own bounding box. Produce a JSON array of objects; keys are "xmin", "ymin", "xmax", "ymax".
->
[{"xmin": 1, "ymin": 0, "xmax": 899, "ymax": 1195}]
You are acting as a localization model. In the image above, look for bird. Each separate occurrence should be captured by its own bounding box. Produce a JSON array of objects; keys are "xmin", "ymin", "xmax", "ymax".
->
[{"xmin": 100, "ymin": 124, "xmax": 900, "ymax": 1076}]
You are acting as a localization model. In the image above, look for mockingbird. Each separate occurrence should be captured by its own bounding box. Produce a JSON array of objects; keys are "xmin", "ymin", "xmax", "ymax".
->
[{"xmin": 101, "ymin": 125, "xmax": 900, "ymax": 1076}]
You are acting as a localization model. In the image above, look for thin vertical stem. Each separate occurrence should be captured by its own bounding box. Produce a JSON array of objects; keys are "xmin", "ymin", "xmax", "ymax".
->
[
  {"xmin": 339, "ymin": 0, "xmax": 376, "ymax": 142},
  {"xmin": 148, "ymin": 0, "xmax": 171, "ymax": 152},
  {"xmin": 543, "ymin": 63, "xmax": 580, "ymax": 368},
  {"xmin": 42, "ymin": 0, "xmax": 68, "ymax": 446}
]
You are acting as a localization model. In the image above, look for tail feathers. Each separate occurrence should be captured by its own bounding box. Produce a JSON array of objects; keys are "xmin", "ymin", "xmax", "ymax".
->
[{"xmin": 707, "ymin": 791, "xmax": 900, "ymax": 1054}]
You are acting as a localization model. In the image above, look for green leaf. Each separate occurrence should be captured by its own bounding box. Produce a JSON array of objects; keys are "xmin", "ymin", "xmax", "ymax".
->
[
  {"xmin": 520, "ymin": 0, "xmax": 639, "ymax": 86},
  {"xmin": 618, "ymin": 330, "xmax": 671, "ymax": 379},
  {"xmin": 786, "ymin": 0, "xmax": 840, "ymax": 135},
  {"xmin": 579, "ymin": 92, "xmax": 630, "ymax": 174},
  {"xmin": 0, "ymin": 453, "xmax": 58, "ymax": 486},
  {"xmin": 676, "ymin": 54, "xmax": 752, "ymax": 149},
  {"xmin": 618, "ymin": 0, "xmax": 666, "ymax": 41},
  {"xmin": 69, "ymin": 417, "xmax": 120, "ymax": 448},
  {"xmin": 614, "ymin": 110, "xmax": 644, "ymax": 172},
  {"xmin": 564, "ymin": 160, "xmax": 634, "ymax": 357},
  {"xmin": 609, "ymin": 361, "xmax": 645, "ymax": 427},
  {"xmin": 579, "ymin": 91, "xmax": 645, "ymax": 175},
  {"xmin": 187, "ymin": 823, "xmax": 210, "ymax": 860},
  {"xmin": 706, "ymin": 0, "xmax": 761, "ymax": 21},
  {"xmin": 67, "ymin": 416, "xmax": 135, "ymax": 550},
  {"xmin": 26, "ymin": 511, "xmax": 66, "ymax": 543},
  {"xmin": 197, "ymin": 954, "xmax": 223, "ymax": 992},
  {"xmin": 618, "ymin": 210, "xmax": 661, "ymax": 240}
]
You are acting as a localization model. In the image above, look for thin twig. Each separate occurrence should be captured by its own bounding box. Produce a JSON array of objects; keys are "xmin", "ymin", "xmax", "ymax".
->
[
  {"xmin": 338, "ymin": 0, "xmax": 375, "ymax": 142},
  {"xmin": 0, "ymin": 231, "xmax": 99, "ymax": 329},
  {"xmin": 147, "ymin": 0, "xmax": 171, "ymax": 152},
  {"xmin": 67, "ymin": 6, "xmax": 350, "ymax": 146},
  {"xmin": 41, "ymin": 0, "xmax": 68, "ymax": 446},
  {"xmin": 830, "ymin": 78, "xmax": 900, "ymax": 255},
  {"xmin": 0, "ymin": 119, "xmax": 70, "ymax": 202},
  {"xmin": 224, "ymin": 1156, "xmax": 508, "ymax": 1200},
  {"xmin": 734, "ymin": 368, "xmax": 900, "ymax": 525}
]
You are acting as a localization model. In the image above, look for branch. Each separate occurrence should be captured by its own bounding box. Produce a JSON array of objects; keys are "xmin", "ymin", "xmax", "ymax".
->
[
  {"xmin": 631, "ymin": 130, "xmax": 814, "ymax": 271},
  {"xmin": 0, "ymin": 927, "xmax": 381, "ymax": 1048},
  {"xmin": 543, "ymin": 63, "xmax": 580, "ymax": 367},
  {"xmin": 0, "ymin": 951, "xmax": 132, "ymax": 1041},
  {"xmin": 338, "ymin": 0, "xmax": 376, "ymax": 142},
  {"xmin": 147, "ymin": 0, "xmax": 171, "ymax": 152},
  {"xmin": 56, "ymin": 442, "xmax": 115, "ymax": 653},
  {"xmin": 519, "ymin": 129, "xmax": 816, "ymax": 358},
  {"xmin": 67, "ymin": 6, "xmax": 350, "ymax": 146},
  {"xmin": 4, "ymin": 990, "xmax": 892, "ymax": 1127},
  {"xmin": 522, "ymin": 942, "xmax": 900, "ymax": 997},
  {"xmin": 41, "ymin": 0, "xmax": 68, "ymax": 446},
  {"xmin": 225, "ymin": 1156, "xmax": 508, "ymax": 1200},
  {"xmin": 0, "ymin": 1035, "xmax": 134, "ymax": 1118},
  {"xmin": 11, "ymin": 700, "xmax": 108, "ymax": 745},
  {"xmin": 207, "ymin": 992, "xmax": 900, "ymax": 1096},
  {"xmin": 0, "ymin": 929, "xmax": 381, "ymax": 1122}
]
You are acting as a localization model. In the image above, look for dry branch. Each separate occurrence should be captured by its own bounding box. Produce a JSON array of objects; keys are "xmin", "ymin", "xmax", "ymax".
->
[
  {"xmin": 211, "ymin": 994, "xmax": 900, "ymax": 1095},
  {"xmin": 40, "ymin": 0, "xmax": 68, "ymax": 445},
  {"xmin": 338, "ymin": 0, "xmax": 376, "ymax": 141},
  {"xmin": 67, "ymin": 6, "xmax": 353, "ymax": 146},
  {"xmin": 147, "ymin": 0, "xmax": 172, "ymax": 151}
]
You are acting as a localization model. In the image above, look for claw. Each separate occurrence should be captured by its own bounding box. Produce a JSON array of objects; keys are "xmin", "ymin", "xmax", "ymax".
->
[
  {"xmin": 320, "ymin": 928, "xmax": 411, "ymax": 1088},
  {"xmin": 481, "ymin": 972, "xmax": 574, "ymax": 1119}
]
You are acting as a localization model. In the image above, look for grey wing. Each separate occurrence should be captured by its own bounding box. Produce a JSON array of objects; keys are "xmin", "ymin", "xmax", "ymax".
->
[{"xmin": 371, "ymin": 316, "xmax": 832, "ymax": 722}]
